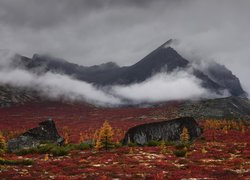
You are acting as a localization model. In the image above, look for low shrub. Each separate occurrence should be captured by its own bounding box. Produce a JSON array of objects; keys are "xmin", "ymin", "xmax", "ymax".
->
[
  {"xmin": 175, "ymin": 141, "xmax": 192, "ymax": 149},
  {"xmin": 0, "ymin": 132, "xmax": 6, "ymax": 155},
  {"xmin": 114, "ymin": 142, "xmax": 122, "ymax": 148},
  {"xmin": 0, "ymin": 158, "xmax": 33, "ymax": 165},
  {"xmin": 73, "ymin": 143, "xmax": 91, "ymax": 150},
  {"xmin": 127, "ymin": 142, "xmax": 137, "ymax": 147},
  {"xmin": 62, "ymin": 143, "xmax": 91, "ymax": 151},
  {"xmin": 173, "ymin": 150, "xmax": 187, "ymax": 157},
  {"xmin": 147, "ymin": 140, "xmax": 160, "ymax": 147},
  {"xmin": 15, "ymin": 144, "xmax": 69, "ymax": 156},
  {"xmin": 174, "ymin": 143, "xmax": 186, "ymax": 150},
  {"xmin": 37, "ymin": 144, "xmax": 55, "ymax": 154},
  {"xmin": 13, "ymin": 141, "xmax": 111, "ymax": 156},
  {"xmin": 51, "ymin": 146, "xmax": 69, "ymax": 156},
  {"xmin": 164, "ymin": 141, "xmax": 175, "ymax": 146},
  {"xmin": 15, "ymin": 148, "xmax": 38, "ymax": 156}
]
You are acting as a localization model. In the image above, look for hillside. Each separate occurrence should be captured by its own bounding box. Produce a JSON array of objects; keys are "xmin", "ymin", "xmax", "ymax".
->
[
  {"xmin": 0, "ymin": 85, "xmax": 38, "ymax": 107},
  {"xmin": 179, "ymin": 96, "xmax": 250, "ymax": 119}
]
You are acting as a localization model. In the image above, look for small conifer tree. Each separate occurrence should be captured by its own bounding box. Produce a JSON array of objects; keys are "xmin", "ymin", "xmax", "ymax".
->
[
  {"xmin": 0, "ymin": 132, "xmax": 6, "ymax": 155},
  {"xmin": 95, "ymin": 121, "xmax": 114, "ymax": 151},
  {"xmin": 159, "ymin": 140, "xmax": 167, "ymax": 154},
  {"xmin": 64, "ymin": 132, "xmax": 69, "ymax": 145},
  {"xmin": 44, "ymin": 154, "xmax": 49, "ymax": 161},
  {"xmin": 129, "ymin": 147, "xmax": 134, "ymax": 154},
  {"xmin": 95, "ymin": 138, "xmax": 102, "ymax": 150},
  {"xmin": 79, "ymin": 132, "xmax": 84, "ymax": 143},
  {"xmin": 201, "ymin": 147, "xmax": 207, "ymax": 154},
  {"xmin": 180, "ymin": 127, "xmax": 189, "ymax": 143}
]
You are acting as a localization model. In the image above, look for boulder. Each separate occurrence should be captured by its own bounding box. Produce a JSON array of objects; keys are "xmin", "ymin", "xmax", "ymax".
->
[
  {"xmin": 122, "ymin": 117, "xmax": 202, "ymax": 145},
  {"xmin": 7, "ymin": 118, "xmax": 64, "ymax": 152}
]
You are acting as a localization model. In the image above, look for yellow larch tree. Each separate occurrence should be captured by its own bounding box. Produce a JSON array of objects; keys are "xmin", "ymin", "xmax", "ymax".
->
[
  {"xmin": 180, "ymin": 127, "xmax": 189, "ymax": 143},
  {"xmin": 95, "ymin": 121, "xmax": 114, "ymax": 151},
  {"xmin": 79, "ymin": 132, "xmax": 84, "ymax": 143},
  {"xmin": 159, "ymin": 140, "xmax": 167, "ymax": 154},
  {"xmin": 0, "ymin": 132, "xmax": 6, "ymax": 155}
]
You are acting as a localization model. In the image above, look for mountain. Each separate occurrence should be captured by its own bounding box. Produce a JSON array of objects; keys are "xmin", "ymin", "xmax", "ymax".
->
[
  {"xmin": 0, "ymin": 85, "xmax": 38, "ymax": 107},
  {"xmin": 12, "ymin": 40, "xmax": 246, "ymax": 97},
  {"xmin": 179, "ymin": 96, "xmax": 250, "ymax": 119},
  {"xmin": 203, "ymin": 62, "xmax": 245, "ymax": 97}
]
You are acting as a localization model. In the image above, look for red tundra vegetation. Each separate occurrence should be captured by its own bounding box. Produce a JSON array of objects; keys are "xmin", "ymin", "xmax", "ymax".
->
[{"xmin": 0, "ymin": 101, "xmax": 249, "ymax": 179}]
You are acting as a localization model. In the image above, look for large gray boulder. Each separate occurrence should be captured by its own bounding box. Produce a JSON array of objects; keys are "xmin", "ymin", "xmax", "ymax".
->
[
  {"xmin": 122, "ymin": 117, "xmax": 202, "ymax": 145},
  {"xmin": 7, "ymin": 119, "xmax": 64, "ymax": 152}
]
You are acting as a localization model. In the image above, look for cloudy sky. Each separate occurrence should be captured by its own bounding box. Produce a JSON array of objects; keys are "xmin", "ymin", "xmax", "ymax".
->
[{"xmin": 0, "ymin": 0, "xmax": 250, "ymax": 94}]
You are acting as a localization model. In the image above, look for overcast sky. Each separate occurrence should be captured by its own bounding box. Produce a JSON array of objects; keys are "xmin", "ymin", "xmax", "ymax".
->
[{"xmin": 0, "ymin": 0, "xmax": 250, "ymax": 93}]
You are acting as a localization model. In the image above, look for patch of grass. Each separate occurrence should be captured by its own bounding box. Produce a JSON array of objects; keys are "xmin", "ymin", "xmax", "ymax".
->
[
  {"xmin": 0, "ymin": 158, "xmax": 33, "ymax": 166},
  {"xmin": 66, "ymin": 143, "xmax": 91, "ymax": 151},
  {"xmin": 14, "ymin": 148, "xmax": 38, "ymax": 156},
  {"xmin": 114, "ymin": 142, "xmax": 122, "ymax": 148},
  {"xmin": 14, "ymin": 143, "xmax": 93, "ymax": 156},
  {"xmin": 164, "ymin": 141, "xmax": 175, "ymax": 146},
  {"xmin": 0, "ymin": 149, "xmax": 5, "ymax": 155},
  {"xmin": 51, "ymin": 146, "xmax": 69, "ymax": 156},
  {"xmin": 173, "ymin": 150, "xmax": 187, "ymax": 157},
  {"xmin": 37, "ymin": 144, "xmax": 55, "ymax": 154},
  {"xmin": 147, "ymin": 140, "xmax": 160, "ymax": 147},
  {"xmin": 174, "ymin": 143, "xmax": 186, "ymax": 149},
  {"xmin": 175, "ymin": 141, "xmax": 192, "ymax": 149},
  {"xmin": 127, "ymin": 142, "xmax": 137, "ymax": 147},
  {"xmin": 15, "ymin": 144, "xmax": 68, "ymax": 156}
]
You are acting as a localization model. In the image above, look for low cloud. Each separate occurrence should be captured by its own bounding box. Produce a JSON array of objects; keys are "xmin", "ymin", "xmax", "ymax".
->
[
  {"xmin": 112, "ymin": 71, "xmax": 222, "ymax": 103},
  {"xmin": 0, "ymin": 68, "xmax": 121, "ymax": 106},
  {"xmin": 0, "ymin": 54, "xmax": 121, "ymax": 106},
  {"xmin": 0, "ymin": 53, "xmax": 225, "ymax": 106}
]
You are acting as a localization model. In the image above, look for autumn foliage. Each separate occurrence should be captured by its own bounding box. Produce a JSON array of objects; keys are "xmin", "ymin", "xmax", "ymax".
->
[
  {"xmin": 180, "ymin": 127, "xmax": 189, "ymax": 142},
  {"xmin": 0, "ymin": 102, "xmax": 249, "ymax": 179},
  {"xmin": 0, "ymin": 132, "xmax": 6, "ymax": 155},
  {"xmin": 94, "ymin": 121, "xmax": 114, "ymax": 151}
]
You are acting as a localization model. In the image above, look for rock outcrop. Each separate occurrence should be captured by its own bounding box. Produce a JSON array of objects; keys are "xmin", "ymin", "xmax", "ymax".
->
[
  {"xmin": 7, "ymin": 119, "xmax": 64, "ymax": 152},
  {"xmin": 122, "ymin": 117, "xmax": 202, "ymax": 145}
]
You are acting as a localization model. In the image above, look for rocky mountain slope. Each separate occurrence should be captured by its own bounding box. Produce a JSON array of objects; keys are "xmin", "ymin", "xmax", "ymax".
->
[
  {"xmin": 179, "ymin": 96, "xmax": 250, "ymax": 119},
  {"xmin": 0, "ymin": 85, "xmax": 38, "ymax": 107}
]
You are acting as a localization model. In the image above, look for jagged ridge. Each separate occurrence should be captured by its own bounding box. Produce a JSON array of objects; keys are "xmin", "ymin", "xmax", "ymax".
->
[{"xmin": 11, "ymin": 40, "xmax": 246, "ymax": 97}]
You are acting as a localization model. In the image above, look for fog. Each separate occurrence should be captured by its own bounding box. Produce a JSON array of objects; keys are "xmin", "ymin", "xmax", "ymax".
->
[
  {"xmin": 0, "ymin": 0, "xmax": 249, "ymax": 103},
  {"xmin": 0, "ymin": 51, "xmax": 226, "ymax": 105},
  {"xmin": 112, "ymin": 71, "xmax": 225, "ymax": 103}
]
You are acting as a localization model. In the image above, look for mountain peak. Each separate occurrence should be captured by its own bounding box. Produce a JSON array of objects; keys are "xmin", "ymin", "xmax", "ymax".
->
[
  {"xmin": 158, "ymin": 39, "xmax": 174, "ymax": 49},
  {"xmin": 134, "ymin": 41, "xmax": 189, "ymax": 72},
  {"xmin": 157, "ymin": 39, "xmax": 179, "ymax": 49}
]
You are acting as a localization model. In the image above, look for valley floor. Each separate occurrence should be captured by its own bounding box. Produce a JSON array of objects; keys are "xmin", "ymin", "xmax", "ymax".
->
[{"xmin": 0, "ymin": 102, "xmax": 249, "ymax": 179}]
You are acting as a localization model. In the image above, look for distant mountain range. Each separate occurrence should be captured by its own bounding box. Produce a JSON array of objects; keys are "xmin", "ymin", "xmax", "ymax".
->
[
  {"xmin": 12, "ymin": 40, "xmax": 246, "ymax": 97},
  {"xmin": 1, "ymin": 40, "xmax": 250, "ymax": 119}
]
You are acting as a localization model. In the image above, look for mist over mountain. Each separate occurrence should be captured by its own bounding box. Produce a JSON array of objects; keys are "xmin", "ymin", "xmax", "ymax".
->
[{"xmin": 11, "ymin": 40, "xmax": 246, "ymax": 100}]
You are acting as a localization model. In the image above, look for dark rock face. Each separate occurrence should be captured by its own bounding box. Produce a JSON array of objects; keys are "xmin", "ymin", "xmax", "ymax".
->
[
  {"xmin": 122, "ymin": 117, "xmax": 202, "ymax": 145},
  {"xmin": 7, "ymin": 119, "xmax": 64, "ymax": 152},
  {"xmin": 204, "ymin": 62, "xmax": 246, "ymax": 97}
]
